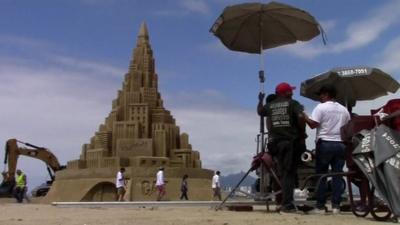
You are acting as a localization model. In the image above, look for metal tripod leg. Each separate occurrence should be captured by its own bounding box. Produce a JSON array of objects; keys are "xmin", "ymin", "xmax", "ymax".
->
[
  {"xmin": 215, "ymin": 167, "xmax": 253, "ymax": 210},
  {"xmin": 215, "ymin": 154, "xmax": 282, "ymax": 211}
]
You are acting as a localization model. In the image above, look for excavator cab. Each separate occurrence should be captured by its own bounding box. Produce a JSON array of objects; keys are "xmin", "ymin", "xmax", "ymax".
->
[{"xmin": 0, "ymin": 171, "xmax": 15, "ymax": 197}]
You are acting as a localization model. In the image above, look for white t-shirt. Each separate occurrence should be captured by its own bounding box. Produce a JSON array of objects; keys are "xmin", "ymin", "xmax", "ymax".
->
[
  {"xmin": 311, "ymin": 101, "xmax": 351, "ymax": 142},
  {"xmin": 212, "ymin": 174, "xmax": 220, "ymax": 188},
  {"xmin": 156, "ymin": 170, "xmax": 164, "ymax": 186},
  {"xmin": 116, "ymin": 171, "xmax": 125, "ymax": 188}
]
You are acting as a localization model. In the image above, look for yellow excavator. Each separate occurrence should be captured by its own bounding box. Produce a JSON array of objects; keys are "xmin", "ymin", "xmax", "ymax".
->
[{"xmin": 0, "ymin": 139, "xmax": 65, "ymax": 197}]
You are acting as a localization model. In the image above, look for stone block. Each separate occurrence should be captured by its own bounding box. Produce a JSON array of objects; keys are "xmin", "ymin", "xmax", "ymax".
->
[
  {"xmin": 112, "ymin": 121, "xmax": 140, "ymax": 154},
  {"xmin": 194, "ymin": 160, "xmax": 202, "ymax": 168},
  {"xmin": 101, "ymin": 157, "xmax": 129, "ymax": 168},
  {"xmin": 86, "ymin": 148, "xmax": 108, "ymax": 160},
  {"xmin": 169, "ymin": 159, "xmax": 183, "ymax": 167},
  {"xmin": 154, "ymin": 130, "xmax": 166, "ymax": 157},
  {"xmin": 86, "ymin": 159, "xmax": 100, "ymax": 168},
  {"xmin": 132, "ymin": 156, "xmax": 169, "ymax": 167},
  {"xmin": 180, "ymin": 133, "xmax": 190, "ymax": 149},
  {"xmin": 116, "ymin": 138, "xmax": 153, "ymax": 158},
  {"xmin": 67, "ymin": 160, "xmax": 86, "ymax": 169}
]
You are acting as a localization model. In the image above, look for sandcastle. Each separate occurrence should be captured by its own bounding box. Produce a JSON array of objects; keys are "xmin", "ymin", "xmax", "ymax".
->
[{"xmin": 45, "ymin": 23, "xmax": 213, "ymax": 202}]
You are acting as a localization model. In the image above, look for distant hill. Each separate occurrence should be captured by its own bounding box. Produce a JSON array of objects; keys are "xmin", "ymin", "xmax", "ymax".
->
[{"xmin": 220, "ymin": 171, "xmax": 257, "ymax": 188}]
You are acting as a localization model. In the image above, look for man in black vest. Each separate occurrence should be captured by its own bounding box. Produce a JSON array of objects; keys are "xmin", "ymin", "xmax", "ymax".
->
[{"xmin": 258, "ymin": 82, "xmax": 306, "ymax": 213}]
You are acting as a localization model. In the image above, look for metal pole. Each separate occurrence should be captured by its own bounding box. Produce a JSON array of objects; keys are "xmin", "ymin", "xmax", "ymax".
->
[
  {"xmin": 216, "ymin": 168, "xmax": 254, "ymax": 210},
  {"xmin": 258, "ymin": 16, "xmax": 267, "ymax": 198}
]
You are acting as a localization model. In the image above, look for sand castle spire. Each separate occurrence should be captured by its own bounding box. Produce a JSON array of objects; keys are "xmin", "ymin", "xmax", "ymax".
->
[
  {"xmin": 128, "ymin": 21, "xmax": 156, "ymax": 90},
  {"xmin": 138, "ymin": 22, "xmax": 149, "ymax": 39}
]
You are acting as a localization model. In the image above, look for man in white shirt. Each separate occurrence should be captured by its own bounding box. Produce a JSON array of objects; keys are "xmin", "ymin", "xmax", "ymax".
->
[
  {"xmin": 212, "ymin": 171, "xmax": 221, "ymax": 200},
  {"xmin": 115, "ymin": 167, "xmax": 126, "ymax": 201},
  {"xmin": 156, "ymin": 167, "xmax": 165, "ymax": 201},
  {"xmin": 303, "ymin": 84, "xmax": 351, "ymax": 214}
]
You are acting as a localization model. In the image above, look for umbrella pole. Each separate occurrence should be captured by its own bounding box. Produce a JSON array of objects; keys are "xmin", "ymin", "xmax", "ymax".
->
[
  {"xmin": 259, "ymin": 44, "xmax": 265, "ymax": 93},
  {"xmin": 258, "ymin": 44, "xmax": 267, "ymax": 197},
  {"xmin": 259, "ymin": 44, "xmax": 265, "ymax": 151}
]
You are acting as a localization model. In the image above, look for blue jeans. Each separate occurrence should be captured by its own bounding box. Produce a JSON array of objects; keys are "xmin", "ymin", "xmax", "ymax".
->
[{"xmin": 315, "ymin": 140, "xmax": 346, "ymax": 209}]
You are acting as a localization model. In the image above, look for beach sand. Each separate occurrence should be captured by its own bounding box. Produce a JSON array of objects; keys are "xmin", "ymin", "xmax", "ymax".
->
[{"xmin": 0, "ymin": 198, "xmax": 389, "ymax": 225}]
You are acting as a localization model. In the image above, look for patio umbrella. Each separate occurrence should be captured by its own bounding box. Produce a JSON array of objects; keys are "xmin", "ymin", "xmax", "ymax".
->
[
  {"xmin": 300, "ymin": 67, "xmax": 400, "ymax": 109},
  {"xmin": 353, "ymin": 124, "xmax": 400, "ymax": 217},
  {"xmin": 210, "ymin": 1, "xmax": 324, "ymax": 92}
]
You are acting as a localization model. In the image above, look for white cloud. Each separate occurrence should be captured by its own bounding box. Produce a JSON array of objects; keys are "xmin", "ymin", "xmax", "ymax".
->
[
  {"xmin": 180, "ymin": 0, "xmax": 210, "ymax": 15},
  {"xmin": 153, "ymin": 9, "xmax": 184, "ymax": 17},
  {"xmin": 0, "ymin": 34, "xmax": 125, "ymax": 79},
  {"xmin": 79, "ymin": 0, "xmax": 119, "ymax": 5},
  {"xmin": 353, "ymin": 93, "xmax": 400, "ymax": 115},
  {"xmin": 200, "ymin": 39, "xmax": 253, "ymax": 59},
  {"xmin": 0, "ymin": 54, "xmax": 122, "ymax": 188},
  {"xmin": 319, "ymin": 20, "xmax": 336, "ymax": 33},
  {"xmin": 172, "ymin": 106, "xmax": 259, "ymax": 174},
  {"xmin": 154, "ymin": 0, "xmax": 210, "ymax": 17},
  {"xmin": 379, "ymin": 36, "xmax": 400, "ymax": 74},
  {"xmin": 281, "ymin": 0, "xmax": 400, "ymax": 59},
  {"xmin": 0, "ymin": 34, "xmax": 54, "ymax": 49},
  {"xmin": 49, "ymin": 55, "xmax": 126, "ymax": 78}
]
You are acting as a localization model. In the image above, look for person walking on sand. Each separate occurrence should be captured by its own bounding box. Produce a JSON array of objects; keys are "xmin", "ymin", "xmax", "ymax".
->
[
  {"xmin": 156, "ymin": 167, "xmax": 165, "ymax": 201},
  {"xmin": 115, "ymin": 167, "xmax": 127, "ymax": 201},
  {"xmin": 212, "ymin": 171, "xmax": 222, "ymax": 201},
  {"xmin": 180, "ymin": 174, "xmax": 189, "ymax": 200}
]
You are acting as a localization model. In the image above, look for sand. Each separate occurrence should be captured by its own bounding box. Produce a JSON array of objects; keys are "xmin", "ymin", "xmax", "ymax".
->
[{"xmin": 0, "ymin": 197, "xmax": 391, "ymax": 225}]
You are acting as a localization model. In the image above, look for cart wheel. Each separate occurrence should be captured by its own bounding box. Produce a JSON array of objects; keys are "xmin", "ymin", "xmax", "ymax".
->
[
  {"xmin": 346, "ymin": 176, "xmax": 369, "ymax": 217},
  {"xmin": 367, "ymin": 188, "xmax": 392, "ymax": 221},
  {"xmin": 351, "ymin": 204, "xmax": 370, "ymax": 217},
  {"xmin": 370, "ymin": 197, "xmax": 392, "ymax": 221}
]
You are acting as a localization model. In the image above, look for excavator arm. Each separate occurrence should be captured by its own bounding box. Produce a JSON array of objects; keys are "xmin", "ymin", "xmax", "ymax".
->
[{"xmin": 4, "ymin": 139, "xmax": 64, "ymax": 183}]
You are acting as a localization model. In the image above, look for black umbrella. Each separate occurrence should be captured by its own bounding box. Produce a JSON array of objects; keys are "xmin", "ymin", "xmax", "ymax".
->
[
  {"xmin": 353, "ymin": 124, "xmax": 400, "ymax": 217},
  {"xmin": 300, "ymin": 67, "xmax": 400, "ymax": 109},
  {"xmin": 210, "ymin": 1, "xmax": 324, "ymax": 92}
]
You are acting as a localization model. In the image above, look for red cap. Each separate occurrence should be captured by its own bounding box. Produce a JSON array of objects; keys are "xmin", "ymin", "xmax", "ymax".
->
[{"xmin": 275, "ymin": 82, "xmax": 296, "ymax": 95}]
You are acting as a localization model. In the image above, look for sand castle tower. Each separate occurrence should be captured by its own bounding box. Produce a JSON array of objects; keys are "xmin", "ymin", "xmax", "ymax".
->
[{"xmin": 45, "ymin": 23, "xmax": 213, "ymax": 202}]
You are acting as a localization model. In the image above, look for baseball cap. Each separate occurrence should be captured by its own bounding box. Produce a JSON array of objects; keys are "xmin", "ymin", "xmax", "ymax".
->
[{"xmin": 275, "ymin": 82, "xmax": 296, "ymax": 95}]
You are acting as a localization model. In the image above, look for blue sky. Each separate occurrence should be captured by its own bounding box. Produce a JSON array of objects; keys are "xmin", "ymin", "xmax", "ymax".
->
[{"xmin": 1, "ymin": 0, "xmax": 400, "ymax": 188}]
